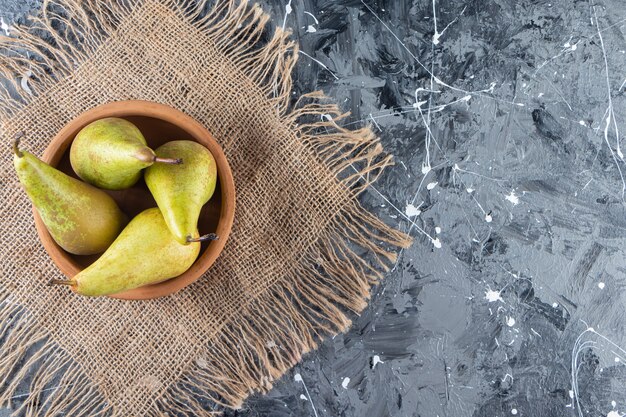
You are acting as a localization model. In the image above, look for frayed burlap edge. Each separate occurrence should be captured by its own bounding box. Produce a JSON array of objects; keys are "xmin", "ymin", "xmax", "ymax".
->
[{"xmin": 0, "ymin": 0, "xmax": 412, "ymax": 415}]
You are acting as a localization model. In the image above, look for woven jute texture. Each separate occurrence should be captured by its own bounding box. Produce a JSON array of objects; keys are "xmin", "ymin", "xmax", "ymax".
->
[{"xmin": 0, "ymin": 0, "xmax": 411, "ymax": 415}]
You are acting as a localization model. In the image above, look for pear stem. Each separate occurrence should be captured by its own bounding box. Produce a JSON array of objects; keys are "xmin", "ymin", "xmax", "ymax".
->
[
  {"xmin": 13, "ymin": 132, "xmax": 24, "ymax": 158},
  {"xmin": 154, "ymin": 156, "xmax": 183, "ymax": 165},
  {"xmin": 48, "ymin": 279, "xmax": 77, "ymax": 287},
  {"xmin": 187, "ymin": 233, "xmax": 219, "ymax": 243}
]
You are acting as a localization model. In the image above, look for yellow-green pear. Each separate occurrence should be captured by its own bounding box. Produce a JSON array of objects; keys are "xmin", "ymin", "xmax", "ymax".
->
[
  {"xmin": 145, "ymin": 140, "xmax": 218, "ymax": 244},
  {"xmin": 12, "ymin": 135, "xmax": 127, "ymax": 255},
  {"xmin": 70, "ymin": 117, "xmax": 182, "ymax": 190},
  {"xmin": 49, "ymin": 208, "xmax": 200, "ymax": 297}
]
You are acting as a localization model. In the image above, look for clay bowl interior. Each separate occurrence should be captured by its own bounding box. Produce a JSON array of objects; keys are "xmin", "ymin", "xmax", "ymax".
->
[{"xmin": 35, "ymin": 101, "xmax": 235, "ymax": 300}]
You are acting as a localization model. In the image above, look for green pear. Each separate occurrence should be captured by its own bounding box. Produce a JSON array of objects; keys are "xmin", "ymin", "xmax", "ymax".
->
[
  {"xmin": 70, "ymin": 117, "xmax": 181, "ymax": 190},
  {"xmin": 49, "ymin": 208, "xmax": 200, "ymax": 297},
  {"xmin": 144, "ymin": 140, "xmax": 218, "ymax": 244},
  {"xmin": 12, "ymin": 135, "xmax": 127, "ymax": 255}
]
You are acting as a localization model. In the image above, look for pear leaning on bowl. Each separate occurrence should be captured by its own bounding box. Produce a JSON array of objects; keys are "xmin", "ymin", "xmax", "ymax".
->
[
  {"xmin": 50, "ymin": 208, "xmax": 200, "ymax": 297},
  {"xmin": 145, "ymin": 140, "xmax": 218, "ymax": 244},
  {"xmin": 12, "ymin": 135, "xmax": 127, "ymax": 255},
  {"xmin": 70, "ymin": 117, "xmax": 182, "ymax": 190}
]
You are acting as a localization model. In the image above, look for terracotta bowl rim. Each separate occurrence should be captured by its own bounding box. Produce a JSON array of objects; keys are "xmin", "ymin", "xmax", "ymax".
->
[{"xmin": 34, "ymin": 100, "xmax": 236, "ymax": 300}]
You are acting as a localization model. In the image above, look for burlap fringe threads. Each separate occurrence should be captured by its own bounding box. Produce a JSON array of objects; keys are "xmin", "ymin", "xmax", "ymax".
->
[{"xmin": 0, "ymin": 0, "xmax": 412, "ymax": 415}]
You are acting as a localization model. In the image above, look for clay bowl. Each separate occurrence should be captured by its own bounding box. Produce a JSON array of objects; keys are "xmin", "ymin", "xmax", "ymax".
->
[{"xmin": 35, "ymin": 100, "xmax": 235, "ymax": 300}]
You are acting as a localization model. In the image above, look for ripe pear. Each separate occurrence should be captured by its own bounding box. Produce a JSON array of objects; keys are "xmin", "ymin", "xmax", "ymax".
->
[
  {"xmin": 49, "ymin": 208, "xmax": 200, "ymax": 297},
  {"xmin": 12, "ymin": 135, "xmax": 127, "ymax": 255},
  {"xmin": 145, "ymin": 140, "xmax": 218, "ymax": 244},
  {"xmin": 70, "ymin": 117, "xmax": 182, "ymax": 190}
]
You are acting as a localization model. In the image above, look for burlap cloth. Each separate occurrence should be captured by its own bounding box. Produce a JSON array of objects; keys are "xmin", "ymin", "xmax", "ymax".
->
[{"xmin": 0, "ymin": 0, "xmax": 411, "ymax": 415}]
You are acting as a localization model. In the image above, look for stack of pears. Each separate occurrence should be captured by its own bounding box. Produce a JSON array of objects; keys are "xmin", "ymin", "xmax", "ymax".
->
[{"xmin": 13, "ymin": 117, "xmax": 218, "ymax": 297}]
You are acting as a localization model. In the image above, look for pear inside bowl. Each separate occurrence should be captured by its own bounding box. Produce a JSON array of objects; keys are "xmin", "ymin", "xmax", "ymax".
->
[{"xmin": 34, "ymin": 101, "xmax": 235, "ymax": 300}]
